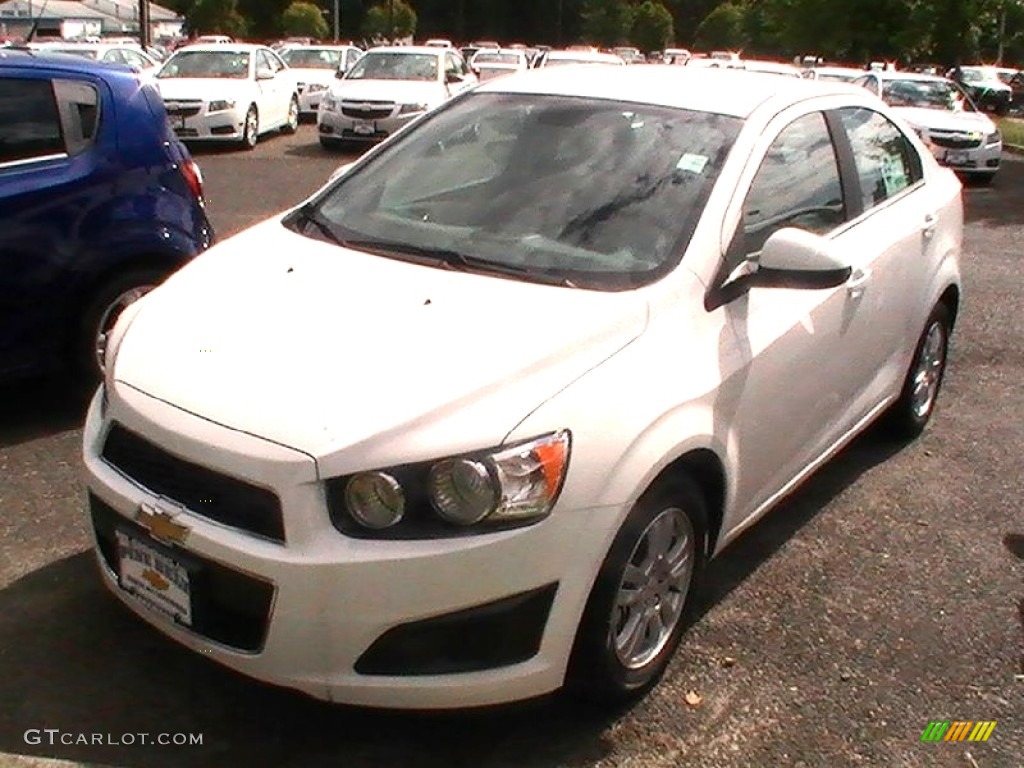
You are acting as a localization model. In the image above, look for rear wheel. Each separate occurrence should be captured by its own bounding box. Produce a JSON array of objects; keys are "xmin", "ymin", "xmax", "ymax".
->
[
  {"xmin": 568, "ymin": 475, "xmax": 707, "ymax": 705},
  {"xmin": 886, "ymin": 303, "xmax": 951, "ymax": 439}
]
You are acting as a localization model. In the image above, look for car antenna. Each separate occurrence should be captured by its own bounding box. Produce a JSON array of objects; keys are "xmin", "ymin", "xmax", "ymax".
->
[{"xmin": 25, "ymin": 0, "xmax": 51, "ymax": 43}]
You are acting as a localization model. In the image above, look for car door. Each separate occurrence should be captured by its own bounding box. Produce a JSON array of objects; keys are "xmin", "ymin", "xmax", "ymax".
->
[
  {"xmin": 255, "ymin": 49, "xmax": 284, "ymax": 127},
  {"xmin": 709, "ymin": 108, "xmax": 875, "ymax": 527},
  {"xmin": 0, "ymin": 70, "xmax": 104, "ymax": 376},
  {"xmin": 830, "ymin": 106, "xmax": 934, "ymax": 408}
]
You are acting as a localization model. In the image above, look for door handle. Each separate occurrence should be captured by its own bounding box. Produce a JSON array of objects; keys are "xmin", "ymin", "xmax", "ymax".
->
[
  {"xmin": 847, "ymin": 267, "xmax": 871, "ymax": 298},
  {"xmin": 922, "ymin": 212, "xmax": 938, "ymax": 239}
]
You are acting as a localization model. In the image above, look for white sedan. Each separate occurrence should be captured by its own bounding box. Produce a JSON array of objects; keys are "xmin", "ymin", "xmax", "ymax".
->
[
  {"xmin": 469, "ymin": 48, "xmax": 530, "ymax": 81},
  {"xmin": 280, "ymin": 45, "xmax": 363, "ymax": 118},
  {"xmin": 317, "ymin": 46, "xmax": 476, "ymax": 150},
  {"xmin": 84, "ymin": 66, "xmax": 962, "ymax": 709},
  {"xmin": 854, "ymin": 70, "xmax": 1002, "ymax": 182},
  {"xmin": 154, "ymin": 43, "xmax": 299, "ymax": 149}
]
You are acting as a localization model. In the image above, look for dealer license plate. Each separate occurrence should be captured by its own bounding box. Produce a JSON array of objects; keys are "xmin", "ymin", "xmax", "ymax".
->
[
  {"xmin": 116, "ymin": 531, "xmax": 192, "ymax": 626},
  {"xmin": 945, "ymin": 150, "xmax": 968, "ymax": 166},
  {"xmin": 353, "ymin": 120, "xmax": 374, "ymax": 135}
]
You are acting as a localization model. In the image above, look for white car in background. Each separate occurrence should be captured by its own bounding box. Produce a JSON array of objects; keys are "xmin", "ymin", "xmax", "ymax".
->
[
  {"xmin": 280, "ymin": 45, "xmax": 363, "ymax": 118},
  {"xmin": 317, "ymin": 46, "xmax": 477, "ymax": 150},
  {"xmin": 469, "ymin": 48, "xmax": 529, "ymax": 81},
  {"xmin": 855, "ymin": 70, "xmax": 1002, "ymax": 182},
  {"xmin": 534, "ymin": 49, "xmax": 626, "ymax": 68},
  {"xmin": 85, "ymin": 66, "xmax": 962, "ymax": 710},
  {"xmin": 154, "ymin": 44, "xmax": 299, "ymax": 150}
]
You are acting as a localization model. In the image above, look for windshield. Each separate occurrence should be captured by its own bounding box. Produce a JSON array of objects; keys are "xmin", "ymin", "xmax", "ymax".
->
[
  {"xmin": 881, "ymin": 78, "xmax": 975, "ymax": 112},
  {"xmin": 346, "ymin": 52, "xmax": 438, "ymax": 81},
  {"xmin": 281, "ymin": 48, "xmax": 342, "ymax": 69},
  {"xmin": 286, "ymin": 93, "xmax": 739, "ymax": 291},
  {"xmin": 50, "ymin": 48, "xmax": 99, "ymax": 60},
  {"xmin": 158, "ymin": 51, "xmax": 250, "ymax": 79},
  {"xmin": 474, "ymin": 53, "xmax": 520, "ymax": 66}
]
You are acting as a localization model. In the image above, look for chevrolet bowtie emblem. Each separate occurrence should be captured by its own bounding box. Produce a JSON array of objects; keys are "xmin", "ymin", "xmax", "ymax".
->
[{"xmin": 136, "ymin": 503, "xmax": 189, "ymax": 546}]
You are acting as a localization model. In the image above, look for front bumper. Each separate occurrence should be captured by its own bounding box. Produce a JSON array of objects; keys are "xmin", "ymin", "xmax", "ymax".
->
[
  {"xmin": 169, "ymin": 106, "xmax": 248, "ymax": 143},
  {"xmin": 317, "ymin": 106, "xmax": 422, "ymax": 144},
  {"xmin": 83, "ymin": 384, "xmax": 620, "ymax": 708},
  {"xmin": 298, "ymin": 88, "xmax": 328, "ymax": 115},
  {"xmin": 924, "ymin": 136, "xmax": 1002, "ymax": 175}
]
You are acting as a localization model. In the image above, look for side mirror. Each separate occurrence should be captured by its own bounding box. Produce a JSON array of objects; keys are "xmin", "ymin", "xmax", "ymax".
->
[
  {"xmin": 256, "ymin": 68, "xmax": 275, "ymax": 80},
  {"xmin": 335, "ymin": 67, "xmax": 346, "ymax": 79},
  {"xmin": 753, "ymin": 227, "xmax": 852, "ymax": 289}
]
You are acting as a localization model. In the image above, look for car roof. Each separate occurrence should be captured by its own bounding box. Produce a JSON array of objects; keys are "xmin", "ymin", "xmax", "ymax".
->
[
  {"xmin": 173, "ymin": 43, "xmax": 268, "ymax": 54},
  {"xmin": 545, "ymin": 50, "xmax": 623, "ymax": 63},
  {"xmin": 364, "ymin": 46, "xmax": 445, "ymax": 56},
  {"xmin": 871, "ymin": 70, "xmax": 951, "ymax": 83},
  {"xmin": 477, "ymin": 65, "xmax": 867, "ymax": 118}
]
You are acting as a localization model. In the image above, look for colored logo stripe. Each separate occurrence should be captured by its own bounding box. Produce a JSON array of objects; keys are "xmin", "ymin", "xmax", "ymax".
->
[
  {"xmin": 922, "ymin": 721, "xmax": 996, "ymax": 742},
  {"xmin": 969, "ymin": 722, "xmax": 997, "ymax": 742}
]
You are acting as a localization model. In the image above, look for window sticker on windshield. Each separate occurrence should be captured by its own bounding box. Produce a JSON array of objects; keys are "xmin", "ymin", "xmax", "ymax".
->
[{"xmin": 676, "ymin": 153, "xmax": 709, "ymax": 174}]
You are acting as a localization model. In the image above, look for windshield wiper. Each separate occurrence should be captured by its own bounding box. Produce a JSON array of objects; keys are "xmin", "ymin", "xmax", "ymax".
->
[
  {"xmin": 289, "ymin": 204, "xmax": 347, "ymax": 247},
  {"xmin": 342, "ymin": 238, "xmax": 473, "ymax": 270}
]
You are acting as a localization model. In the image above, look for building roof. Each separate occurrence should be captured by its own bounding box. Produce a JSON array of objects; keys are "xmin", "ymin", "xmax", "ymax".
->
[
  {"xmin": 0, "ymin": 0, "xmax": 110, "ymax": 20},
  {"xmin": 0, "ymin": 0, "xmax": 180, "ymax": 23}
]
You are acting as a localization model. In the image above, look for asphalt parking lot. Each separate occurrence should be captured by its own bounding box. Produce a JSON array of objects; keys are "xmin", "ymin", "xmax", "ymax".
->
[{"xmin": 0, "ymin": 125, "xmax": 1021, "ymax": 768}]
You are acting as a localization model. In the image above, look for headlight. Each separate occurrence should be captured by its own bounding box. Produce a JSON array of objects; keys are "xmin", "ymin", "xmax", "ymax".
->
[
  {"xmin": 321, "ymin": 94, "xmax": 337, "ymax": 111},
  {"xmin": 986, "ymin": 130, "xmax": 1001, "ymax": 144},
  {"xmin": 307, "ymin": 83, "xmax": 327, "ymax": 93},
  {"xmin": 398, "ymin": 102, "xmax": 428, "ymax": 115},
  {"xmin": 345, "ymin": 472, "xmax": 405, "ymax": 529},
  {"xmin": 327, "ymin": 431, "xmax": 571, "ymax": 538},
  {"xmin": 207, "ymin": 99, "xmax": 235, "ymax": 112}
]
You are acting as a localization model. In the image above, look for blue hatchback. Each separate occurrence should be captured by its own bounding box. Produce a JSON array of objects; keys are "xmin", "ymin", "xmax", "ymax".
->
[{"xmin": 0, "ymin": 48, "xmax": 213, "ymax": 381}]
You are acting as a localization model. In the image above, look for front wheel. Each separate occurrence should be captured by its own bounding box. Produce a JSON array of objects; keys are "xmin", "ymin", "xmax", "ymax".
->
[
  {"xmin": 78, "ymin": 268, "xmax": 165, "ymax": 379},
  {"xmin": 240, "ymin": 105, "xmax": 259, "ymax": 150},
  {"xmin": 886, "ymin": 303, "xmax": 951, "ymax": 439},
  {"xmin": 568, "ymin": 475, "xmax": 707, "ymax": 705},
  {"xmin": 281, "ymin": 95, "xmax": 299, "ymax": 134}
]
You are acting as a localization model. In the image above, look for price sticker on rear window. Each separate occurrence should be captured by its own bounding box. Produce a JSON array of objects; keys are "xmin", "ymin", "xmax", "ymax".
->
[{"xmin": 676, "ymin": 153, "xmax": 709, "ymax": 174}]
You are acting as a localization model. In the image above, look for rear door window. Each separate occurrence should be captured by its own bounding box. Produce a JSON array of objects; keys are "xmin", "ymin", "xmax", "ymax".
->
[{"xmin": 0, "ymin": 78, "xmax": 65, "ymax": 164}]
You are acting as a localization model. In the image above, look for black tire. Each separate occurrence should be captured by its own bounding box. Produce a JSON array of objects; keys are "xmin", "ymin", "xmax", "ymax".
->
[
  {"xmin": 77, "ymin": 267, "xmax": 166, "ymax": 380},
  {"xmin": 886, "ymin": 303, "xmax": 951, "ymax": 439},
  {"xmin": 567, "ymin": 474, "xmax": 708, "ymax": 705},
  {"xmin": 240, "ymin": 105, "xmax": 259, "ymax": 150},
  {"xmin": 281, "ymin": 95, "xmax": 299, "ymax": 134}
]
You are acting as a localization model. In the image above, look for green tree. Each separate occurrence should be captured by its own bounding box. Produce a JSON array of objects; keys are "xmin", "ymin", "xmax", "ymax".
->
[
  {"xmin": 693, "ymin": 1, "xmax": 748, "ymax": 50},
  {"xmin": 281, "ymin": 1, "xmax": 329, "ymax": 38},
  {"xmin": 362, "ymin": 1, "xmax": 418, "ymax": 40},
  {"xmin": 581, "ymin": 0, "xmax": 633, "ymax": 47},
  {"xmin": 187, "ymin": 0, "xmax": 248, "ymax": 37},
  {"xmin": 632, "ymin": 0, "xmax": 674, "ymax": 52}
]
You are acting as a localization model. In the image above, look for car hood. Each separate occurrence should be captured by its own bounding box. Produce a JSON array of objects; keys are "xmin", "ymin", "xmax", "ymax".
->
[
  {"xmin": 113, "ymin": 218, "xmax": 648, "ymax": 468},
  {"xmin": 153, "ymin": 77, "xmax": 253, "ymax": 101},
  {"xmin": 288, "ymin": 67, "xmax": 336, "ymax": 85},
  {"xmin": 329, "ymin": 78, "xmax": 446, "ymax": 104},
  {"xmin": 893, "ymin": 107, "xmax": 996, "ymax": 133}
]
